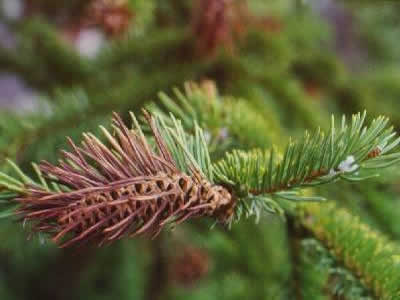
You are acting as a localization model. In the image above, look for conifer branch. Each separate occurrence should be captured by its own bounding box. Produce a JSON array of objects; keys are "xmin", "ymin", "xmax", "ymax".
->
[
  {"xmin": 301, "ymin": 238, "xmax": 374, "ymax": 300},
  {"xmin": 147, "ymin": 84, "xmax": 400, "ymax": 298},
  {"xmin": 300, "ymin": 203, "xmax": 400, "ymax": 300},
  {"xmin": 150, "ymin": 84, "xmax": 400, "ymax": 223},
  {"xmin": 214, "ymin": 111, "xmax": 400, "ymax": 222},
  {"xmin": 1, "ymin": 86, "xmax": 400, "ymax": 252},
  {"xmin": 149, "ymin": 81, "xmax": 284, "ymax": 152}
]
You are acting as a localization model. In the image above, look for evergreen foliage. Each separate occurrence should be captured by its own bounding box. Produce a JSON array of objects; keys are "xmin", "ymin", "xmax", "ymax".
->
[
  {"xmin": 1, "ymin": 1, "xmax": 400, "ymax": 300},
  {"xmin": 300, "ymin": 203, "xmax": 400, "ymax": 299}
]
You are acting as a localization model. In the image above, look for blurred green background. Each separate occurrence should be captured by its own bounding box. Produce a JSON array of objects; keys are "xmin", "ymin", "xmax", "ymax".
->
[{"xmin": 1, "ymin": 0, "xmax": 400, "ymax": 299}]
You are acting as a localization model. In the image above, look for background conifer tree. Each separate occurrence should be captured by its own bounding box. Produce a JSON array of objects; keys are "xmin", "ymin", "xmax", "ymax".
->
[{"xmin": 1, "ymin": 1, "xmax": 400, "ymax": 299}]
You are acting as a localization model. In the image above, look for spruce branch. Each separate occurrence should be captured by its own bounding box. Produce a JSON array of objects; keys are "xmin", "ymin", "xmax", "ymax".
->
[
  {"xmin": 149, "ymin": 81, "xmax": 283, "ymax": 153},
  {"xmin": 154, "ymin": 83, "xmax": 400, "ymax": 298},
  {"xmin": 301, "ymin": 238, "xmax": 374, "ymax": 300},
  {"xmin": 0, "ymin": 105, "xmax": 399, "ymax": 249},
  {"xmin": 150, "ymin": 84, "xmax": 400, "ymax": 223},
  {"xmin": 213, "ymin": 111, "xmax": 400, "ymax": 222},
  {"xmin": 300, "ymin": 203, "xmax": 400, "ymax": 300}
]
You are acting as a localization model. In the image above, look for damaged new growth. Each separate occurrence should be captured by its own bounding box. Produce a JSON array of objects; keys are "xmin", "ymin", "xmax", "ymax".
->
[{"xmin": 9, "ymin": 112, "xmax": 234, "ymax": 248}]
